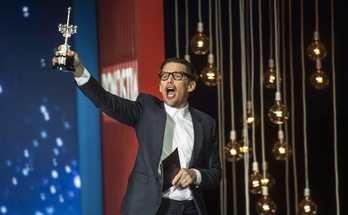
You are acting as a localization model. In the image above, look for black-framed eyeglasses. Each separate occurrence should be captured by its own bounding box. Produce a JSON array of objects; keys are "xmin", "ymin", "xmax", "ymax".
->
[{"xmin": 158, "ymin": 71, "xmax": 192, "ymax": 81}]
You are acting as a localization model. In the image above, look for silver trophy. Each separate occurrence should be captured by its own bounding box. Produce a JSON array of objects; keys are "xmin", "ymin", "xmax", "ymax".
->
[{"xmin": 52, "ymin": 7, "xmax": 78, "ymax": 71}]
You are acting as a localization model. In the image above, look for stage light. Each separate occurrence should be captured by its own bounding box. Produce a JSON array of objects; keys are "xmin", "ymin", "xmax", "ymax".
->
[
  {"xmin": 225, "ymin": 130, "xmax": 242, "ymax": 162},
  {"xmin": 246, "ymin": 101, "xmax": 260, "ymax": 128},
  {"xmin": 268, "ymin": 92, "xmax": 289, "ymax": 124},
  {"xmin": 256, "ymin": 186, "xmax": 277, "ymax": 215},
  {"xmin": 310, "ymin": 59, "xmax": 329, "ymax": 90},
  {"xmin": 307, "ymin": 31, "xmax": 327, "ymax": 61},
  {"xmin": 260, "ymin": 172, "xmax": 275, "ymax": 190},
  {"xmin": 238, "ymin": 129, "xmax": 252, "ymax": 159},
  {"xmin": 249, "ymin": 162, "xmax": 262, "ymax": 194},
  {"xmin": 200, "ymin": 54, "xmax": 219, "ymax": 86},
  {"xmin": 272, "ymin": 130, "xmax": 292, "ymax": 160},
  {"xmin": 263, "ymin": 59, "xmax": 280, "ymax": 89},
  {"xmin": 299, "ymin": 188, "xmax": 318, "ymax": 215},
  {"xmin": 190, "ymin": 22, "xmax": 210, "ymax": 55}
]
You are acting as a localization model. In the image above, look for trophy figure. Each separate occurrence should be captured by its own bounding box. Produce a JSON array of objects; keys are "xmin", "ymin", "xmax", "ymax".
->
[{"xmin": 52, "ymin": 7, "xmax": 78, "ymax": 71}]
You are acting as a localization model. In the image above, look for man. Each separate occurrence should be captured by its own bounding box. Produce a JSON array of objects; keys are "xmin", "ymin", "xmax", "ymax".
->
[{"xmin": 53, "ymin": 50, "xmax": 222, "ymax": 215}]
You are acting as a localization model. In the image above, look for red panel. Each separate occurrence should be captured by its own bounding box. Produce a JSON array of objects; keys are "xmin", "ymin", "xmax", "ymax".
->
[
  {"xmin": 137, "ymin": 0, "xmax": 165, "ymax": 98},
  {"xmin": 97, "ymin": 0, "xmax": 164, "ymax": 214}
]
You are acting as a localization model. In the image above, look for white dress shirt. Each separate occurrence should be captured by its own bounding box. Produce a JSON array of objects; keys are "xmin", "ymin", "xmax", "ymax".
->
[{"xmin": 163, "ymin": 103, "xmax": 202, "ymax": 201}]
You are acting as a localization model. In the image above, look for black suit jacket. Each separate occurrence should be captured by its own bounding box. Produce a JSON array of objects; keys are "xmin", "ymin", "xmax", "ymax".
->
[{"xmin": 79, "ymin": 76, "xmax": 222, "ymax": 215}]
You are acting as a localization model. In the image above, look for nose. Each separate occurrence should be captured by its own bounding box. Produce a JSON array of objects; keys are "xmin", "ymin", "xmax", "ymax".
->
[{"xmin": 167, "ymin": 75, "xmax": 174, "ymax": 82}]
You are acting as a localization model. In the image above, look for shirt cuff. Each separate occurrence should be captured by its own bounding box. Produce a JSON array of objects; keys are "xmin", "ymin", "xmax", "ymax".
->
[
  {"xmin": 192, "ymin": 169, "xmax": 202, "ymax": 185},
  {"xmin": 74, "ymin": 68, "xmax": 91, "ymax": 86}
]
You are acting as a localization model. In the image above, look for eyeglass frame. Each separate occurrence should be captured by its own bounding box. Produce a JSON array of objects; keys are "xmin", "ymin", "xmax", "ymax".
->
[{"xmin": 158, "ymin": 71, "xmax": 193, "ymax": 81}]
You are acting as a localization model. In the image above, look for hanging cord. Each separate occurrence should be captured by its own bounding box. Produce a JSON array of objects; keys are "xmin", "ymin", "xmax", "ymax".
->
[
  {"xmin": 228, "ymin": 1, "xmax": 237, "ymax": 214},
  {"xmin": 175, "ymin": 0, "xmax": 179, "ymax": 58},
  {"xmin": 239, "ymin": 0, "xmax": 250, "ymax": 214},
  {"xmin": 315, "ymin": 0, "xmax": 319, "ymax": 32},
  {"xmin": 211, "ymin": 0, "xmax": 225, "ymax": 214},
  {"xmin": 216, "ymin": 0, "xmax": 225, "ymax": 182},
  {"xmin": 185, "ymin": 0, "xmax": 189, "ymax": 57},
  {"xmin": 216, "ymin": 0, "xmax": 226, "ymax": 190},
  {"xmin": 248, "ymin": 0, "xmax": 257, "ymax": 162},
  {"xmin": 245, "ymin": 0, "xmax": 250, "ymax": 104},
  {"xmin": 229, "ymin": 0, "xmax": 235, "ymax": 131},
  {"xmin": 257, "ymin": 0, "xmax": 266, "ymax": 193},
  {"xmin": 300, "ymin": 0, "xmax": 310, "ymax": 190},
  {"xmin": 278, "ymin": 1, "xmax": 291, "ymax": 214},
  {"xmin": 209, "ymin": 0, "xmax": 213, "ymax": 52},
  {"xmin": 198, "ymin": 0, "xmax": 202, "ymax": 23},
  {"xmin": 217, "ymin": 1, "xmax": 226, "ymax": 200},
  {"xmin": 269, "ymin": 0, "xmax": 274, "ymax": 59},
  {"xmin": 330, "ymin": 0, "xmax": 340, "ymax": 214},
  {"xmin": 288, "ymin": 0, "xmax": 299, "ymax": 214},
  {"xmin": 260, "ymin": 0, "xmax": 267, "ymax": 181},
  {"xmin": 273, "ymin": 0, "xmax": 281, "ymax": 94}
]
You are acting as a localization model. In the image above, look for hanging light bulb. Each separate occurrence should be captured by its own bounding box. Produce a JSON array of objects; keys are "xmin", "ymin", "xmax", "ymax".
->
[
  {"xmin": 200, "ymin": 54, "xmax": 219, "ymax": 86},
  {"xmin": 307, "ymin": 31, "xmax": 327, "ymax": 61},
  {"xmin": 249, "ymin": 162, "xmax": 263, "ymax": 194},
  {"xmin": 268, "ymin": 92, "xmax": 289, "ymax": 124},
  {"xmin": 263, "ymin": 59, "xmax": 280, "ymax": 89},
  {"xmin": 260, "ymin": 162, "xmax": 275, "ymax": 190},
  {"xmin": 256, "ymin": 186, "xmax": 277, "ymax": 215},
  {"xmin": 272, "ymin": 130, "xmax": 292, "ymax": 160},
  {"xmin": 238, "ymin": 129, "xmax": 252, "ymax": 159},
  {"xmin": 190, "ymin": 22, "xmax": 210, "ymax": 55},
  {"xmin": 310, "ymin": 59, "xmax": 329, "ymax": 90},
  {"xmin": 246, "ymin": 101, "xmax": 260, "ymax": 128},
  {"xmin": 299, "ymin": 188, "xmax": 318, "ymax": 215},
  {"xmin": 225, "ymin": 130, "xmax": 242, "ymax": 162}
]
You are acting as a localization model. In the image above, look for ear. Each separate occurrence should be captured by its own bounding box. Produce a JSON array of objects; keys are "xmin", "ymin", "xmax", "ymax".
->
[
  {"xmin": 187, "ymin": 81, "xmax": 196, "ymax": 92},
  {"xmin": 159, "ymin": 82, "xmax": 163, "ymax": 93}
]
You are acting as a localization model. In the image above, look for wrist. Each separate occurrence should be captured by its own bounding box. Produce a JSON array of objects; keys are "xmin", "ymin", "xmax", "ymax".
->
[
  {"xmin": 73, "ymin": 63, "xmax": 84, "ymax": 78},
  {"xmin": 189, "ymin": 169, "xmax": 197, "ymax": 182}
]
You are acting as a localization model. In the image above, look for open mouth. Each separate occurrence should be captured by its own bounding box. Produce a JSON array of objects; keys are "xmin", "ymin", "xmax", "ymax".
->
[{"xmin": 166, "ymin": 87, "xmax": 176, "ymax": 99}]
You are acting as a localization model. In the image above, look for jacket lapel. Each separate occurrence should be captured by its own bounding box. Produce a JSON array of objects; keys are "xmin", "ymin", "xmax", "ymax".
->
[
  {"xmin": 156, "ymin": 102, "xmax": 167, "ymax": 155},
  {"xmin": 189, "ymin": 108, "xmax": 203, "ymax": 167}
]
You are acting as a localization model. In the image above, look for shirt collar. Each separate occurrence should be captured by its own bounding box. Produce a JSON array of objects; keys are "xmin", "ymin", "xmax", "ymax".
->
[{"xmin": 164, "ymin": 103, "xmax": 190, "ymax": 119}]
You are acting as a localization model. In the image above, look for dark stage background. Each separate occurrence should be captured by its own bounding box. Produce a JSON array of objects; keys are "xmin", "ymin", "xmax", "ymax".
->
[{"xmin": 163, "ymin": 0, "xmax": 348, "ymax": 215}]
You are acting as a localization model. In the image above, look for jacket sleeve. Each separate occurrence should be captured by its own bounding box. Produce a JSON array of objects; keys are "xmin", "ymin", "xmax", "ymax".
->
[
  {"xmin": 78, "ymin": 75, "xmax": 142, "ymax": 127},
  {"xmin": 198, "ymin": 118, "xmax": 222, "ymax": 190}
]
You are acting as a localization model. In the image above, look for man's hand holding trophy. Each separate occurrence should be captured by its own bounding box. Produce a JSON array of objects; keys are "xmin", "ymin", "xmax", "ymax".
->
[{"xmin": 52, "ymin": 7, "xmax": 78, "ymax": 72}]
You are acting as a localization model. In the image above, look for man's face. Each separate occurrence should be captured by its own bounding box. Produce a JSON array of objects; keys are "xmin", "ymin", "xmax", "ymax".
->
[{"xmin": 159, "ymin": 62, "xmax": 196, "ymax": 109}]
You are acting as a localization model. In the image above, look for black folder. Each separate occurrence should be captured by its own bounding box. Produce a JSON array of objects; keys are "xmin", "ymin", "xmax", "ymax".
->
[{"xmin": 162, "ymin": 148, "xmax": 181, "ymax": 192}]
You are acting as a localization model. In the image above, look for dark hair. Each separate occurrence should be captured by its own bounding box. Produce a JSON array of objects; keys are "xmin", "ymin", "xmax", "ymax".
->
[{"xmin": 160, "ymin": 57, "xmax": 197, "ymax": 81}]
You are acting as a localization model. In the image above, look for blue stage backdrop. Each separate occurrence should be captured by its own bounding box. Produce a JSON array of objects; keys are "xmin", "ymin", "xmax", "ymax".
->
[{"xmin": 0, "ymin": 1, "xmax": 89, "ymax": 214}]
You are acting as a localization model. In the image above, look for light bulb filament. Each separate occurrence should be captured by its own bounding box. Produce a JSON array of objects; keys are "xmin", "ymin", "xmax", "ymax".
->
[
  {"xmin": 269, "ymin": 75, "xmax": 276, "ymax": 82},
  {"xmin": 314, "ymin": 48, "xmax": 320, "ymax": 55},
  {"xmin": 315, "ymin": 76, "xmax": 323, "ymax": 83},
  {"xmin": 197, "ymin": 40, "xmax": 204, "ymax": 47},
  {"xmin": 274, "ymin": 110, "xmax": 283, "ymax": 117},
  {"xmin": 278, "ymin": 146, "xmax": 286, "ymax": 154},
  {"xmin": 252, "ymin": 180, "xmax": 260, "ymax": 187},
  {"xmin": 247, "ymin": 116, "xmax": 255, "ymax": 124},
  {"xmin": 263, "ymin": 204, "xmax": 271, "ymax": 211},
  {"xmin": 261, "ymin": 178, "xmax": 269, "ymax": 185},
  {"xmin": 304, "ymin": 205, "xmax": 312, "ymax": 213},
  {"xmin": 230, "ymin": 148, "xmax": 237, "ymax": 156},
  {"xmin": 207, "ymin": 72, "xmax": 215, "ymax": 79},
  {"xmin": 241, "ymin": 146, "xmax": 249, "ymax": 153}
]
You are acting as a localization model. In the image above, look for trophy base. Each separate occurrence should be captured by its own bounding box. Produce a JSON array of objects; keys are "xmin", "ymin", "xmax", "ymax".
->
[{"xmin": 52, "ymin": 55, "xmax": 75, "ymax": 72}]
